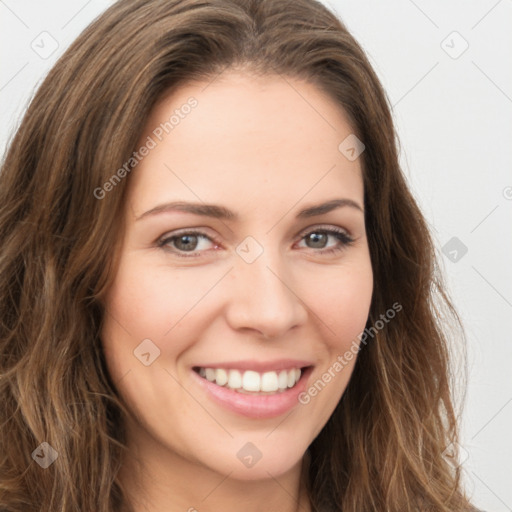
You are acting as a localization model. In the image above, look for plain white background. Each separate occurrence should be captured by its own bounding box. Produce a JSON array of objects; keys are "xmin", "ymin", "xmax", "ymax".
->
[{"xmin": 1, "ymin": 1, "xmax": 511, "ymax": 510}]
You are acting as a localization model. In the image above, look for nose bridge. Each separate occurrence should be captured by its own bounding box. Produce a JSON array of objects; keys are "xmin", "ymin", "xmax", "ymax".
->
[{"xmin": 226, "ymin": 237, "xmax": 307, "ymax": 337}]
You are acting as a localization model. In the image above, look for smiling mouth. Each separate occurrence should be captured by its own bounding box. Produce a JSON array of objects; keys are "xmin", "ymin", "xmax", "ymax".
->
[{"xmin": 192, "ymin": 366, "xmax": 311, "ymax": 395}]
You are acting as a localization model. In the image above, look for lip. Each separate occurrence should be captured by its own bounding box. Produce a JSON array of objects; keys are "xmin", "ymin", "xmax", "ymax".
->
[
  {"xmin": 192, "ymin": 359, "xmax": 314, "ymax": 373},
  {"xmin": 191, "ymin": 365, "xmax": 314, "ymax": 419}
]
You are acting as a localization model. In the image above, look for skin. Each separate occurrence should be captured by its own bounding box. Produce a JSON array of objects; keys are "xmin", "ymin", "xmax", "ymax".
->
[{"xmin": 100, "ymin": 70, "xmax": 373, "ymax": 512}]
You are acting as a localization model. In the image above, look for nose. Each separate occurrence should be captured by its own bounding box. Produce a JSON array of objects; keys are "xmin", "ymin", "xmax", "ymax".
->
[{"xmin": 225, "ymin": 248, "xmax": 308, "ymax": 339}]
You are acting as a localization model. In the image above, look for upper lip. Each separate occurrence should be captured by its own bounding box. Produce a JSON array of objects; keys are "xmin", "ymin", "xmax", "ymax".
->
[{"xmin": 193, "ymin": 359, "xmax": 314, "ymax": 373}]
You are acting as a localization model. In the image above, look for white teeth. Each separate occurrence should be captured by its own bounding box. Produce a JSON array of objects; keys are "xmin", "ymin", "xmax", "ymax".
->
[
  {"xmin": 278, "ymin": 370, "xmax": 288, "ymax": 390},
  {"xmin": 205, "ymin": 368, "xmax": 216, "ymax": 382},
  {"xmin": 215, "ymin": 368, "xmax": 228, "ymax": 386},
  {"xmin": 197, "ymin": 366, "xmax": 304, "ymax": 393},
  {"xmin": 287, "ymin": 369, "xmax": 296, "ymax": 388},
  {"xmin": 242, "ymin": 371, "xmax": 260, "ymax": 391},
  {"xmin": 227, "ymin": 369, "xmax": 242, "ymax": 389},
  {"xmin": 261, "ymin": 371, "xmax": 279, "ymax": 392}
]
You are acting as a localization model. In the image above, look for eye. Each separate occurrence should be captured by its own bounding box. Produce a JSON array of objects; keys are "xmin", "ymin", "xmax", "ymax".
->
[
  {"xmin": 296, "ymin": 227, "xmax": 354, "ymax": 255},
  {"xmin": 158, "ymin": 230, "xmax": 219, "ymax": 257}
]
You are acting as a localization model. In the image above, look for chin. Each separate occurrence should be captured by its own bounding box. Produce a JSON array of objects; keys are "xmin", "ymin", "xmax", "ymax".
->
[{"xmin": 197, "ymin": 439, "xmax": 308, "ymax": 481}]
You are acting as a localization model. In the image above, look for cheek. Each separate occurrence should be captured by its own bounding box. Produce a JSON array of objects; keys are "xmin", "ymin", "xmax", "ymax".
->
[
  {"xmin": 99, "ymin": 263, "xmax": 178, "ymax": 384},
  {"xmin": 301, "ymin": 260, "xmax": 373, "ymax": 348},
  {"xmin": 102, "ymin": 258, "xmax": 212, "ymax": 343}
]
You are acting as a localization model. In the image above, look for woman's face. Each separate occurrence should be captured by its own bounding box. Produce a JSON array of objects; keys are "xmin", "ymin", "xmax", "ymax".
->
[{"xmin": 100, "ymin": 71, "xmax": 373, "ymax": 481}]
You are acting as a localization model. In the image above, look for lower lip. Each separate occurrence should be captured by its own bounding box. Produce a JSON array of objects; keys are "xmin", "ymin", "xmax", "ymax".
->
[{"xmin": 191, "ymin": 367, "xmax": 313, "ymax": 419}]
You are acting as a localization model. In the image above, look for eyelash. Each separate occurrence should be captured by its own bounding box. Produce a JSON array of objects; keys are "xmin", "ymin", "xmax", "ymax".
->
[{"xmin": 157, "ymin": 226, "xmax": 355, "ymax": 258}]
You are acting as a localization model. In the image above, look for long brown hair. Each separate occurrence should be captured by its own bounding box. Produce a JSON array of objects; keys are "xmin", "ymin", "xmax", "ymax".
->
[{"xmin": 0, "ymin": 0, "xmax": 473, "ymax": 510}]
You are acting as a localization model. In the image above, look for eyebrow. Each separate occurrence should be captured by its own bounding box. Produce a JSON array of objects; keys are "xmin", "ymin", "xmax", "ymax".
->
[{"xmin": 135, "ymin": 198, "xmax": 363, "ymax": 222}]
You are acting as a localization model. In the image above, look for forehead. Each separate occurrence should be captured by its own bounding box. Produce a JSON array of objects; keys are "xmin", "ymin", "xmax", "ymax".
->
[{"xmin": 127, "ymin": 72, "xmax": 364, "ymax": 215}]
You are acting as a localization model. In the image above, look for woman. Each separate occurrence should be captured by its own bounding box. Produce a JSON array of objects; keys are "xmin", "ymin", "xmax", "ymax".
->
[{"xmin": 0, "ymin": 0, "xmax": 480, "ymax": 510}]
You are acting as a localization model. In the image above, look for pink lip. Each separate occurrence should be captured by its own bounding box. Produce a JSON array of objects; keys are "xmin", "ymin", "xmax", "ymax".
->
[
  {"xmin": 192, "ymin": 359, "xmax": 314, "ymax": 372},
  {"xmin": 191, "ymin": 365, "xmax": 314, "ymax": 419}
]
